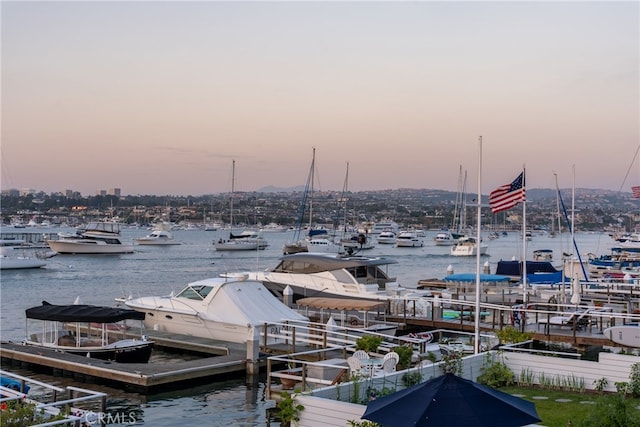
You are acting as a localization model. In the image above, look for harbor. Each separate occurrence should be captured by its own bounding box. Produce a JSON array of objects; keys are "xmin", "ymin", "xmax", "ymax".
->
[{"xmin": 2, "ymin": 227, "xmax": 639, "ymax": 425}]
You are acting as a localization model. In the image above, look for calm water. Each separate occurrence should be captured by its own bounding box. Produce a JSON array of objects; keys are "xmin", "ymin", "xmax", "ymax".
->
[{"xmin": 0, "ymin": 226, "xmax": 616, "ymax": 425}]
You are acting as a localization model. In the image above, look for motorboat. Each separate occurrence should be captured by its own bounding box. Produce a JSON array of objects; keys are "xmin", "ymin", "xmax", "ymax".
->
[
  {"xmin": 395, "ymin": 231, "xmax": 424, "ymax": 248},
  {"xmin": 340, "ymin": 233, "xmax": 375, "ymax": 252},
  {"xmin": 121, "ymin": 274, "xmax": 307, "ymax": 344},
  {"xmin": 246, "ymin": 252, "xmax": 430, "ymax": 302},
  {"xmin": 433, "ymin": 230, "xmax": 455, "ymax": 246},
  {"xmin": 450, "ymin": 236, "xmax": 488, "ymax": 257},
  {"xmin": 24, "ymin": 301, "xmax": 154, "ymax": 363},
  {"xmin": 370, "ymin": 221, "xmax": 400, "ymax": 235},
  {"xmin": 493, "ymin": 260, "xmax": 564, "ymax": 284},
  {"xmin": 306, "ymin": 237, "xmax": 344, "ymax": 254},
  {"xmin": 46, "ymin": 222, "xmax": 134, "ymax": 254},
  {"xmin": 135, "ymin": 229, "xmax": 181, "ymax": 245},
  {"xmin": 376, "ymin": 230, "xmax": 397, "ymax": 245},
  {"xmin": 283, "ymin": 240, "xmax": 309, "ymax": 255},
  {"xmin": 587, "ymin": 248, "xmax": 640, "ymax": 279},
  {"xmin": 533, "ymin": 249, "xmax": 553, "ymax": 261},
  {"xmin": 214, "ymin": 230, "xmax": 269, "ymax": 251},
  {"xmin": 261, "ymin": 223, "xmax": 288, "ymax": 233}
]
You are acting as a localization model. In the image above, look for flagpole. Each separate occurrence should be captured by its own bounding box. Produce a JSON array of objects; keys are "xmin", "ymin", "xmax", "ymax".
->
[
  {"xmin": 521, "ymin": 165, "xmax": 527, "ymax": 331},
  {"xmin": 474, "ymin": 136, "xmax": 482, "ymax": 354}
]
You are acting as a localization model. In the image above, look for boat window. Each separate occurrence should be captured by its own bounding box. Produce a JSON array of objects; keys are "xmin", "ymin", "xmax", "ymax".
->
[
  {"xmin": 177, "ymin": 285, "xmax": 212, "ymax": 300},
  {"xmin": 177, "ymin": 286, "xmax": 204, "ymax": 300}
]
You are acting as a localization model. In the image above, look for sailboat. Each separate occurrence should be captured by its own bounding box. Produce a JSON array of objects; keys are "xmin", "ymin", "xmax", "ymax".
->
[
  {"xmin": 283, "ymin": 149, "xmax": 344, "ymax": 255},
  {"xmin": 435, "ymin": 166, "xmax": 467, "ymax": 246},
  {"xmin": 339, "ymin": 162, "xmax": 374, "ymax": 252},
  {"xmin": 214, "ymin": 160, "xmax": 269, "ymax": 251},
  {"xmin": 283, "ymin": 150, "xmax": 314, "ymax": 255}
]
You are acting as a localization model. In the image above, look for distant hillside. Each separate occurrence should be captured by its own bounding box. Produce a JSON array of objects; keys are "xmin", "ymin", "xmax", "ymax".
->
[{"xmin": 257, "ymin": 185, "xmax": 306, "ymax": 193}]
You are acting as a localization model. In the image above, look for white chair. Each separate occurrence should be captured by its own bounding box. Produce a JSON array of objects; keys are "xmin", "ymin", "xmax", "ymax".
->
[
  {"xmin": 383, "ymin": 351, "xmax": 399, "ymax": 364},
  {"xmin": 347, "ymin": 356, "xmax": 362, "ymax": 375},
  {"xmin": 381, "ymin": 357, "xmax": 397, "ymax": 373},
  {"xmin": 373, "ymin": 358, "xmax": 397, "ymax": 377},
  {"xmin": 353, "ymin": 350, "xmax": 370, "ymax": 361}
]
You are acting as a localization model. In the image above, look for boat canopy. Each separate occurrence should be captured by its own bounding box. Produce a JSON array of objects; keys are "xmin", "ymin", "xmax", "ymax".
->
[
  {"xmin": 495, "ymin": 261, "xmax": 559, "ymax": 275},
  {"xmin": 494, "ymin": 261, "xmax": 564, "ymax": 284},
  {"xmin": 296, "ymin": 297, "xmax": 387, "ymax": 311},
  {"xmin": 26, "ymin": 301, "xmax": 145, "ymax": 323},
  {"xmin": 275, "ymin": 253, "xmax": 397, "ymax": 272}
]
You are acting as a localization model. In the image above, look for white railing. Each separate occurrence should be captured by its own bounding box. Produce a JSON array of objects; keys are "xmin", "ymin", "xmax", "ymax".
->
[{"xmin": 0, "ymin": 369, "xmax": 107, "ymax": 426}]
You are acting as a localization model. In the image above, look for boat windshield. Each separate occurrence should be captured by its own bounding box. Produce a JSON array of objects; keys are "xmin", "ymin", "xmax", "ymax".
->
[{"xmin": 177, "ymin": 284, "xmax": 213, "ymax": 300}]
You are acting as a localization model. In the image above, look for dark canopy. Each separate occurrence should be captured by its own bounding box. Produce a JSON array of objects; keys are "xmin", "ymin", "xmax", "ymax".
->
[
  {"xmin": 362, "ymin": 373, "xmax": 541, "ymax": 427},
  {"xmin": 495, "ymin": 260, "xmax": 559, "ymax": 276},
  {"xmin": 26, "ymin": 301, "xmax": 145, "ymax": 323}
]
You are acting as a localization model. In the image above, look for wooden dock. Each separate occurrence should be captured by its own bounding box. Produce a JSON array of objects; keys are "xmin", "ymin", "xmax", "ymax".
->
[
  {"xmin": 386, "ymin": 313, "xmax": 623, "ymax": 348},
  {"xmin": 0, "ymin": 331, "xmax": 255, "ymax": 393}
]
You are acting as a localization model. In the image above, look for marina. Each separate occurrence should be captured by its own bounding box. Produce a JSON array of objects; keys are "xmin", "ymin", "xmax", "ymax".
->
[{"xmin": 1, "ymin": 226, "xmax": 640, "ymax": 425}]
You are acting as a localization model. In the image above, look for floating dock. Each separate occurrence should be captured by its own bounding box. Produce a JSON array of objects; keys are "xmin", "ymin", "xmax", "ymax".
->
[{"xmin": 0, "ymin": 331, "xmax": 255, "ymax": 393}]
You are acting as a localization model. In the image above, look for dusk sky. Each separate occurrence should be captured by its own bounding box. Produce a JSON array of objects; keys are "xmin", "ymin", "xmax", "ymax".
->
[{"xmin": 1, "ymin": 1, "xmax": 638, "ymax": 197}]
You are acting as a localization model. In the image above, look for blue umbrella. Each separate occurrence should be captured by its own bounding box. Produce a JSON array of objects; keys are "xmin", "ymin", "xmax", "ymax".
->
[{"xmin": 362, "ymin": 373, "xmax": 541, "ymax": 427}]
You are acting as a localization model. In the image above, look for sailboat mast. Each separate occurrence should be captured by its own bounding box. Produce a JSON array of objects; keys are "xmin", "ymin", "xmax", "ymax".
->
[
  {"xmin": 452, "ymin": 165, "xmax": 462, "ymax": 232},
  {"xmin": 342, "ymin": 162, "xmax": 349, "ymax": 234},
  {"xmin": 309, "ymin": 148, "xmax": 315, "ymax": 230},
  {"xmin": 474, "ymin": 136, "xmax": 482, "ymax": 354},
  {"xmin": 230, "ymin": 160, "xmax": 235, "ymax": 229}
]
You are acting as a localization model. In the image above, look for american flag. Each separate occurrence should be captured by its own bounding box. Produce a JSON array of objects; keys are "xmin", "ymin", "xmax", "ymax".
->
[
  {"xmin": 632, "ymin": 186, "xmax": 640, "ymax": 199},
  {"xmin": 489, "ymin": 172, "xmax": 526, "ymax": 214}
]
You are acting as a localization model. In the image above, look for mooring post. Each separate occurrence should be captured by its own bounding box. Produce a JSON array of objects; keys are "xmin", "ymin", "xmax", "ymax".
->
[{"xmin": 246, "ymin": 335, "xmax": 260, "ymax": 376}]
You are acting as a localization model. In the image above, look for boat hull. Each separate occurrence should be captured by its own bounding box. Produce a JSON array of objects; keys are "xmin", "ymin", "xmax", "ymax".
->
[
  {"xmin": 126, "ymin": 305, "xmax": 276, "ymax": 344},
  {"xmin": 47, "ymin": 240, "xmax": 134, "ymax": 254},
  {"xmin": 28, "ymin": 341, "xmax": 154, "ymax": 363},
  {"xmin": 67, "ymin": 341, "xmax": 154, "ymax": 363},
  {"xmin": 604, "ymin": 325, "xmax": 640, "ymax": 348},
  {"xmin": 0, "ymin": 257, "xmax": 47, "ymax": 269},
  {"xmin": 135, "ymin": 239, "xmax": 181, "ymax": 246},
  {"xmin": 450, "ymin": 244, "xmax": 488, "ymax": 257}
]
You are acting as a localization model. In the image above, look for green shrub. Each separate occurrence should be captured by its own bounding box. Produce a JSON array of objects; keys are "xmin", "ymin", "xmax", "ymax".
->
[
  {"xmin": 356, "ymin": 335, "xmax": 383, "ymax": 353},
  {"xmin": 402, "ymin": 371, "xmax": 422, "ymax": 387},
  {"xmin": 495, "ymin": 326, "xmax": 533, "ymax": 344},
  {"xmin": 276, "ymin": 391, "xmax": 304, "ymax": 427},
  {"xmin": 476, "ymin": 351, "xmax": 514, "ymax": 388},
  {"xmin": 393, "ymin": 345, "xmax": 414, "ymax": 369}
]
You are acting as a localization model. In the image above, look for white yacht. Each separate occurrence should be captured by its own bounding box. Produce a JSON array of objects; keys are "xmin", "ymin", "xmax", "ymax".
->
[
  {"xmin": 450, "ymin": 236, "xmax": 488, "ymax": 257},
  {"xmin": 135, "ymin": 229, "xmax": 181, "ymax": 245},
  {"xmin": 340, "ymin": 233, "xmax": 375, "ymax": 252},
  {"xmin": 433, "ymin": 230, "xmax": 455, "ymax": 246},
  {"xmin": 121, "ymin": 274, "xmax": 307, "ymax": 344},
  {"xmin": 214, "ymin": 230, "xmax": 269, "ymax": 251},
  {"xmin": 246, "ymin": 252, "xmax": 429, "ymax": 302},
  {"xmin": 371, "ymin": 221, "xmax": 400, "ymax": 235},
  {"xmin": 135, "ymin": 222, "xmax": 181, "ymax": 245},
  {"xmin": 46, "ymin": 222, "xmax": 134, "ymax": 254},
  {"xmin": 376, "ymin": 230, "xmax": 397, "ymax": 245},
  {"xmin": 395, "ymin": 231, "xmax": 424, "ymax": 247}
]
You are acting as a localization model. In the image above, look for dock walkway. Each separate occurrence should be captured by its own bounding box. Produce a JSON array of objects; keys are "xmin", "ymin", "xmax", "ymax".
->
[{"xmin": 0, "ymin": 330, "xmax": 251, "ymax": 393}]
